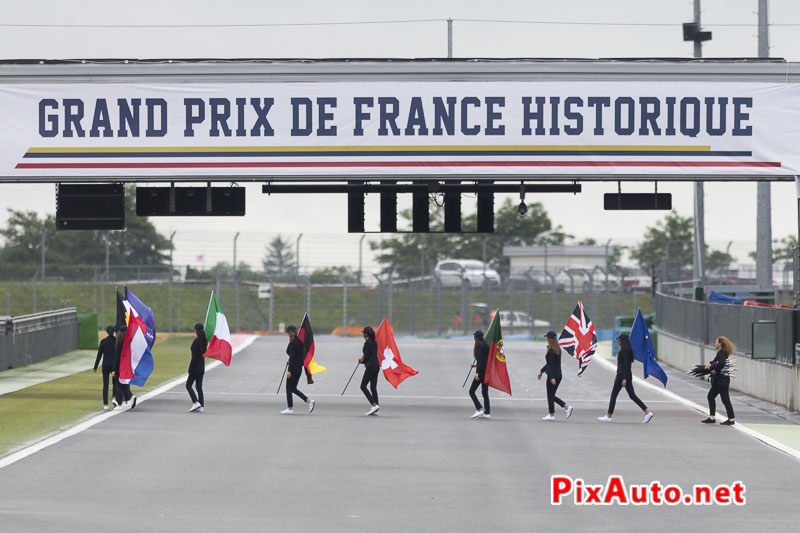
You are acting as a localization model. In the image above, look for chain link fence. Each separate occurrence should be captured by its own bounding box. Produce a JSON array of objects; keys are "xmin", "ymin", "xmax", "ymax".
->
[{"xmin": 0, "ymin": 264, "xmax": 654, "ymax": 336}]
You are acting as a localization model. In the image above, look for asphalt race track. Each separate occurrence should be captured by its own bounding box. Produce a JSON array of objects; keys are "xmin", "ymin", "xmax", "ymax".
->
[{"xmin": 1, "ymin": 336, "xmax": 799, "ymax": 532}]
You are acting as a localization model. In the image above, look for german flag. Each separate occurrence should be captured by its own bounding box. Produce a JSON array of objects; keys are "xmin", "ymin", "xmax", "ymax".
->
[{"xmin": 299, "ymin": 313, "xmax": 326, "ymax": 384}]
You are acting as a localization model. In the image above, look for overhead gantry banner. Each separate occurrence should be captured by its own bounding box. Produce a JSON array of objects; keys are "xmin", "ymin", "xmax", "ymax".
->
[{"xmin": 2, "ymin": 81, "xmax": 800, "ymax": 180}]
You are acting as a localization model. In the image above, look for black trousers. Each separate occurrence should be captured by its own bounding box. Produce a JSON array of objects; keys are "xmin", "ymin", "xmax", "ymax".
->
[
  {"xmin": 360, "ymin": 367, "xmax": 380, "ymax": 405},
  {"xmin": 708, "ymin": 381, "xmax": 735, "ymax": 418},
  {"xmin": 286, "ymin": 372, "xmax": 308, "ymax": 408},
  {"xmin": 101, "ymin": 366, "xmax": 112, "ymax": 405},
  {"xmin": 112, "ymin": 374, "xmax": 132, "ymax": 403},
  {"xmin": 469, "ymin": 377, "xmax": 491, "ymax": 415},
  {"xmin": 607, "ymin": 376, "xmax": 647, "ymax": 415},
  {"xmin": 186, "ymin": 373, "xmax": 204, "ymax": 406},
  {"xmin": 546, "ymin": 376, "xmax": 566, "ymax": 414}
]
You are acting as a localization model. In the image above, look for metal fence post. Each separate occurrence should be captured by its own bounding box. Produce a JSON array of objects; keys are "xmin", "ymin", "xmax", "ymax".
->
[
  {"xmin": 526, "ymin": 271, "xmax": 535, "ymax": 337},
  {"xmin": 305, "ymin": 277, "xmax": 311, "ymax": 315},
  {"xmin": 269, "ymin": 278, "xmax": 274, "ymax": 333},
  {"xmin": 436, "ymin": 275, "xmax": 442, "ymax": 337},
  {"xmin": 546, "ymin": 270, "xmax": 556, "ymax": 332},
  {"xmin": 33, "ymin": 270, "xmax": 39, "ymax": 314},
  {"xmin": 177, "ymin": 281, "xmax": 182, "ymax": 332},
  {"xmin": 342, "ymin": 275, "xmax": 348, "ymax": 337},
  {"xmin": 409, "ymin": 277, "xmax": 415, "ymax": 336},
  {"xmin": 388, "ymin": 269, "xmax": 394, "ymax": 324},
  {"xmin": 93, "ymin": 266, "xmax": 98, "ymax": 314},
  {"xmin": 461, "ymin": 278, "xmax": 468, "ymax": 335},
  {"xmin": 508, "ymin": 278, "xmax": 515, "ymax": 335},
  {"xmin": 168, "ymin": 266, "xmax": 173, "ymax": 333}
]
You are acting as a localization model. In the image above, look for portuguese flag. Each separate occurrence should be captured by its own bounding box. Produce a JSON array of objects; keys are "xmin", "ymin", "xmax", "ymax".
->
[
  {"xmin": 484, "ymin": 309, "xmax": 512, "ymax": 395},
  {"xmin": 203, "ymin": 291, "xmax": 232, "ymax": 366}
]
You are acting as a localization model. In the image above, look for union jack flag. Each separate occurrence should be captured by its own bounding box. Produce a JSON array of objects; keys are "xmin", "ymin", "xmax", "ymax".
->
[{"xmin": 558, "ymin": 300, "xmax": 598, "ymax": 377}]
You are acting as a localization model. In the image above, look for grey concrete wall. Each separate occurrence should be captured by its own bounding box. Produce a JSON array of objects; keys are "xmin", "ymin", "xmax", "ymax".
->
[
  {"xmin": 658, "ymin": 328, "xmax": 800, "ymax": 411},
  {"xmin": 0, "ymin": 309, "xmax": 78, "ymax": 371}
]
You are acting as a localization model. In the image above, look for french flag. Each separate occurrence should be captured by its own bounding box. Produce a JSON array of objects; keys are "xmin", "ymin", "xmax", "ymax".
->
[{"xmin": 120, "ymin": 314, "xmax": 155, "ymax": 387}]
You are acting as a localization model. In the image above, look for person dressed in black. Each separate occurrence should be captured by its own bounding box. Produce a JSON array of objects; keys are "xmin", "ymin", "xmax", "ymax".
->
[
  {"xmin": 111, "ymin": 325, "xmax": 136, "ymax": 411},
  {"xmin": 281, "ymin": 325, "xmax": 315, "ymax": 415},
  {"xmin": 469, "ymin": 330, "xmax": 491, "ymax": 419},
  {"xmin": 187, "ymin": 323, "xmax": 207, "ymax": 413},
  {"xmin": 359, "ymin": 325, "xmax": 380, "ymax": 416},
  {"xmin": 701, "ymin": 336, "xmax": 736, "ymax": 425},
  {"xmin": 538, "ymin": 330, "xmax": 573, "ymax": 421},
  {"xmin": 598, "ymin": 333, "xmax": 653, "ymax": 424},
  {"xmin": 94, "ymin": 325, "xmax": 117, "ymax": 411}
]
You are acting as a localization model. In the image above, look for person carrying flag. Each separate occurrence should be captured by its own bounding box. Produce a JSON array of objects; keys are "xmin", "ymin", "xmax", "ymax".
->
[
  {"xmin": 701, "ymin": 336, "xmax": 736, "ymax": 426},
  {"xmin": 538, "ymin": 331, "xmax": 573, "ymax": 421},
  {"xmin": 111, "ymin": 325, "xmax": 136, "ymax": 410},
  {"xmin": 598, "ymin": 333, "xmax": 653, "ymax": 424},
  {"xmin": 359, "ymin": 326, "xmax": 380, "ymax": 416},
  {"xmin": 187, "ymin": 323, "xmax": 206, "ymax": 413},
  {"xmin": 93, "ymin": 325, "xmax": 117, "ymax": 411},
  {"xmin": 281, "ymin": 325, "xmax": 315, "ymax": 415},
  {"xmin": 469, "ymin": 330, "xmax": 491, "ymax": 419}
]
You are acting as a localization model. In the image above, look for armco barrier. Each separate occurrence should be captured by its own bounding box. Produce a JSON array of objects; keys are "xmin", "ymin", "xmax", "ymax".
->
[{"xmin": 0, "ymin": 308, "xmax": 78, "ymax": 370}]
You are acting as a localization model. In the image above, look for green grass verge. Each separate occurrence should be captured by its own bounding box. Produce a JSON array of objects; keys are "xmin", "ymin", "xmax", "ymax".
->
[{"xmin": 0, "ymin": 333, "xmax": 195, "ymax": 458}]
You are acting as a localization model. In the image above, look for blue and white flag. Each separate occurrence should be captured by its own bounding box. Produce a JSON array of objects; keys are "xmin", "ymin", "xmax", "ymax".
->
[
  {"xmin": 125, "ymin": 286, "xmax": 156, "ymax": 348},
  {"xmin": 120, "ymin": 313, "xmax": 155, "ymax": 387}
]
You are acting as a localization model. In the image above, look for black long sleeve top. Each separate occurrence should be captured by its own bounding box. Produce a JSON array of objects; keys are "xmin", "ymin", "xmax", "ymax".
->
[
  {"xmin": 286, "ymin": 337, "xmax": 305, "ymax": 374},
  {"xmin": 362, "ymin": 338, "xmax": 379, "ymax": 369},
  {"xmin": 474, "ymin": 341, "xmax": 490, "ymax": 376},
  {"xmin": 94, "ymin": 335, "xmax": 116, "ymax": 370},
  {"xmin": 615, "ymin": 347, "xmax": 634, "ymax": 381},
  {"xmin": 188, "ymin": 337, "xmax": 207, "ymax": 375},
  {"xmin": 709, "ymin": 350, "xmax": 730, "ymax": 385},
  {"xmin": 540, "ymin": 348, "xmax": 563, "ymax": 381}
]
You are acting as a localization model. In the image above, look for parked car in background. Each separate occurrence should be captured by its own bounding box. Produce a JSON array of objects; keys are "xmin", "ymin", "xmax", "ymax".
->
[
  {"xmin": 509, "ymin": 268, "xmax": 565, "ymax": 291},
  {"xmin": 498, "ymin": 309, "xmax": 550, "ymax": 329},
  {"xmin": 434, "ymin": 259, "xmax": 501, "ymax": 288},
  {"xmin": 555, "ymin": 268, "xmax": 620, "ymax": 292},
  {"xmin": 620, "ymin": 268, "xmax": 652, "ymax": 293}
]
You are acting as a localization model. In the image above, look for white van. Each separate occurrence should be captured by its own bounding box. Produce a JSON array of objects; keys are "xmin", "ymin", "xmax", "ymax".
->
[{"xmin": 433, "ymin": 259, "xmax": 501, "ymax": 288}]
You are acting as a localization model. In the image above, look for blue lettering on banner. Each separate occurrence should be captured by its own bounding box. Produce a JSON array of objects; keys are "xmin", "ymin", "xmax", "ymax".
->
[
  {"xmin": 184, "ymin": 98, "xmax": 205, "ymax": 137},
  {"xmin": 145, "ymin": 99, "xmax": 167, "ymax": 137},
  {"xmin": 235, "ymin": 98, "xmax": 247, "ymax": 137},
  {"xmin": 291, "ymin": 98, "xmax": 313, "ymax": 137},
  {"xmin": 117, "ymin": 98, "xmax": 140, "ymax": 137},
  {"xmin": 587, "ymin": 97, "xmax": 610, "ymax": 135},
  {"xmin": 638, "ymin": 97, "xmax": 661, "ymax": 136},
  {"xmin": 549, "ymin": 96, "xmax": 561, "ymax": 135},
  {"xmin": 63, "ymin": 99, "xmax": 85, "ymax": 138},
  {"xmin": 706, "ymin": 97, "xmax": 728, "ymax": 136},
  {"xmin": 316, "ymin": 97, "xmax": 337, "ymax": 137},
  {"xmin": 614, "ymin": 97, "xmax": 635, "ymax": 136},
  {"xmin": 680, "ymin": 97, "xmax": 701, "ymax": 138},
  {"xmin": 461, "ymin": 97, "xmax": 481, "ymax": 136},
  {"xmin": 378, "ymin": 97, "xmax": 400, "ymax": 136},
  {"xmin": 405, "ymin": 97, "xmax": 429, "ymax": 136},
  {"xmin": 433, "ymin": 97, "xmax": 456, "ymax": 136},
  {"xmin": 353, "ymin": 97, "xmax": 373, "ymax": 136},
  {"xmin": 89, "ymin": 99, "xmax": 112, "ymax": 138},
  {"xmin": 665, "ymin": 97, "xmax": 677, "ymax": 136},
  {"xmin": 250, "ymin": 98, "xmax": 274, "ymax": 137},
  {"xmin": 485, "ymin": 96, "xmax": 505, "ymax": 136},
  {"xmin": 39, "ymin": 99, "xmax": 58, "ymax": 138},
  {"xmin": 732, "ymin": 97, "xmax": 753, "ymax": 136},
  {"xmin": 521, "ymin": 96, "xmax": 545, "ymax": 135},
  {"xmin": 209, "ymin": 98, "xmax": 231, "ymax": 137},
  {"xmin": 564, "ymin": 96, "xmax": 583, "ymax": 136}
]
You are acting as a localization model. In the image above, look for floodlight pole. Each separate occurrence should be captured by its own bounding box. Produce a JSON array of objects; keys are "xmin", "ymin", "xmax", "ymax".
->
[{"xmin": 756, "ymin": 0, "xmax": 773, "ymax": 289}]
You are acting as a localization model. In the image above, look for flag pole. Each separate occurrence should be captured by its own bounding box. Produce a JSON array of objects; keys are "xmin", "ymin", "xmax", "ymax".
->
[
  {"xmin": 462, "ymin": 360, "xmax": 475, "ymax": 388},
  {"xmin": 276, "ymin": 362, "xmax": 288, "ymax": 394},
  {"xmin": 341, "ymin": 362, "xmax": 360, "ymax": 395}
]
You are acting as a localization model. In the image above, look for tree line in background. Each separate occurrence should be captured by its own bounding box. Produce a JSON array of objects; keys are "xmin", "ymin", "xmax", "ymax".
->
[{"xmin": 0, "ymin": 193, "xmax": 794, "ymax": 283}]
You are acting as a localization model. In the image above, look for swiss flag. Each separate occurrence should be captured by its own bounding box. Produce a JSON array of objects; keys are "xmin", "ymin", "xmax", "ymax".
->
[{"xmin": 376, "ymin": 318, "xmax": 419, "ymax": 389}]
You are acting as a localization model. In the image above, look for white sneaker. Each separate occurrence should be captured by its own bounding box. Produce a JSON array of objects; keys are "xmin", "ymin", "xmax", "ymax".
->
[
  {"xmin": 565, "ymin": 406, "xmax": 573, "ymax": 419},
  {"xmin": 112, "ymin": 399, "xmax": 119, "ymax": 407},
  {"xmin": 103, "ymin": 405, "xmax": 109, "ymax": 411},
  {"xmin": 189, "ymin": 402, "xmax": 201, "ymax": 412},
  {"xmin": 481, "ymin": 413, "xmax": 491, "ymax": 419},
  {"xmin": 470, "ymin": 410, "xmax": 483, "ymax": 419},
  {"xmin": 197, "ymin": 407, "xmax": 204, "ymax": 413},
  {"xmin": 280, "ymin": 408, "xmax": 294, "ymax": 415},
  {"xmin": 308, "ymin": 399, "xmax": 316, "ymax": 414},
  {"xmin": 542, "ymin": 414, "xmax": 555, "ymax": 421},
  {"xmin": 643, "ymin": 412, "xmax": 654, "ymax": 424},
  {"xmin": 366, "ymin": 405, "xmax": 380, "ymax": 416},
  {"xmin": 598, "ymin": 415, "xmax": 613, "ymax": 422}
]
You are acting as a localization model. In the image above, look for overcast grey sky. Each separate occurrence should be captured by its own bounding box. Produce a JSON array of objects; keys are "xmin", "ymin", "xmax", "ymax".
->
[{"xmin": 1, "ymin": 0, "xmax": 799, "ymax": 270}]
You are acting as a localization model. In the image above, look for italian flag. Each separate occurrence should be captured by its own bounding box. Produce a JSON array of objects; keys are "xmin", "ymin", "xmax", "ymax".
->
[{"xmin": 203, "ymin": 291, "xmax": 232, "ymax": 366}]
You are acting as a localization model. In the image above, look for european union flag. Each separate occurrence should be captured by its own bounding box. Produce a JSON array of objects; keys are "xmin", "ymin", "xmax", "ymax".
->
[{"xmin": 630, "ymin": 308, "xmax": 668, "ymax": 387}]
